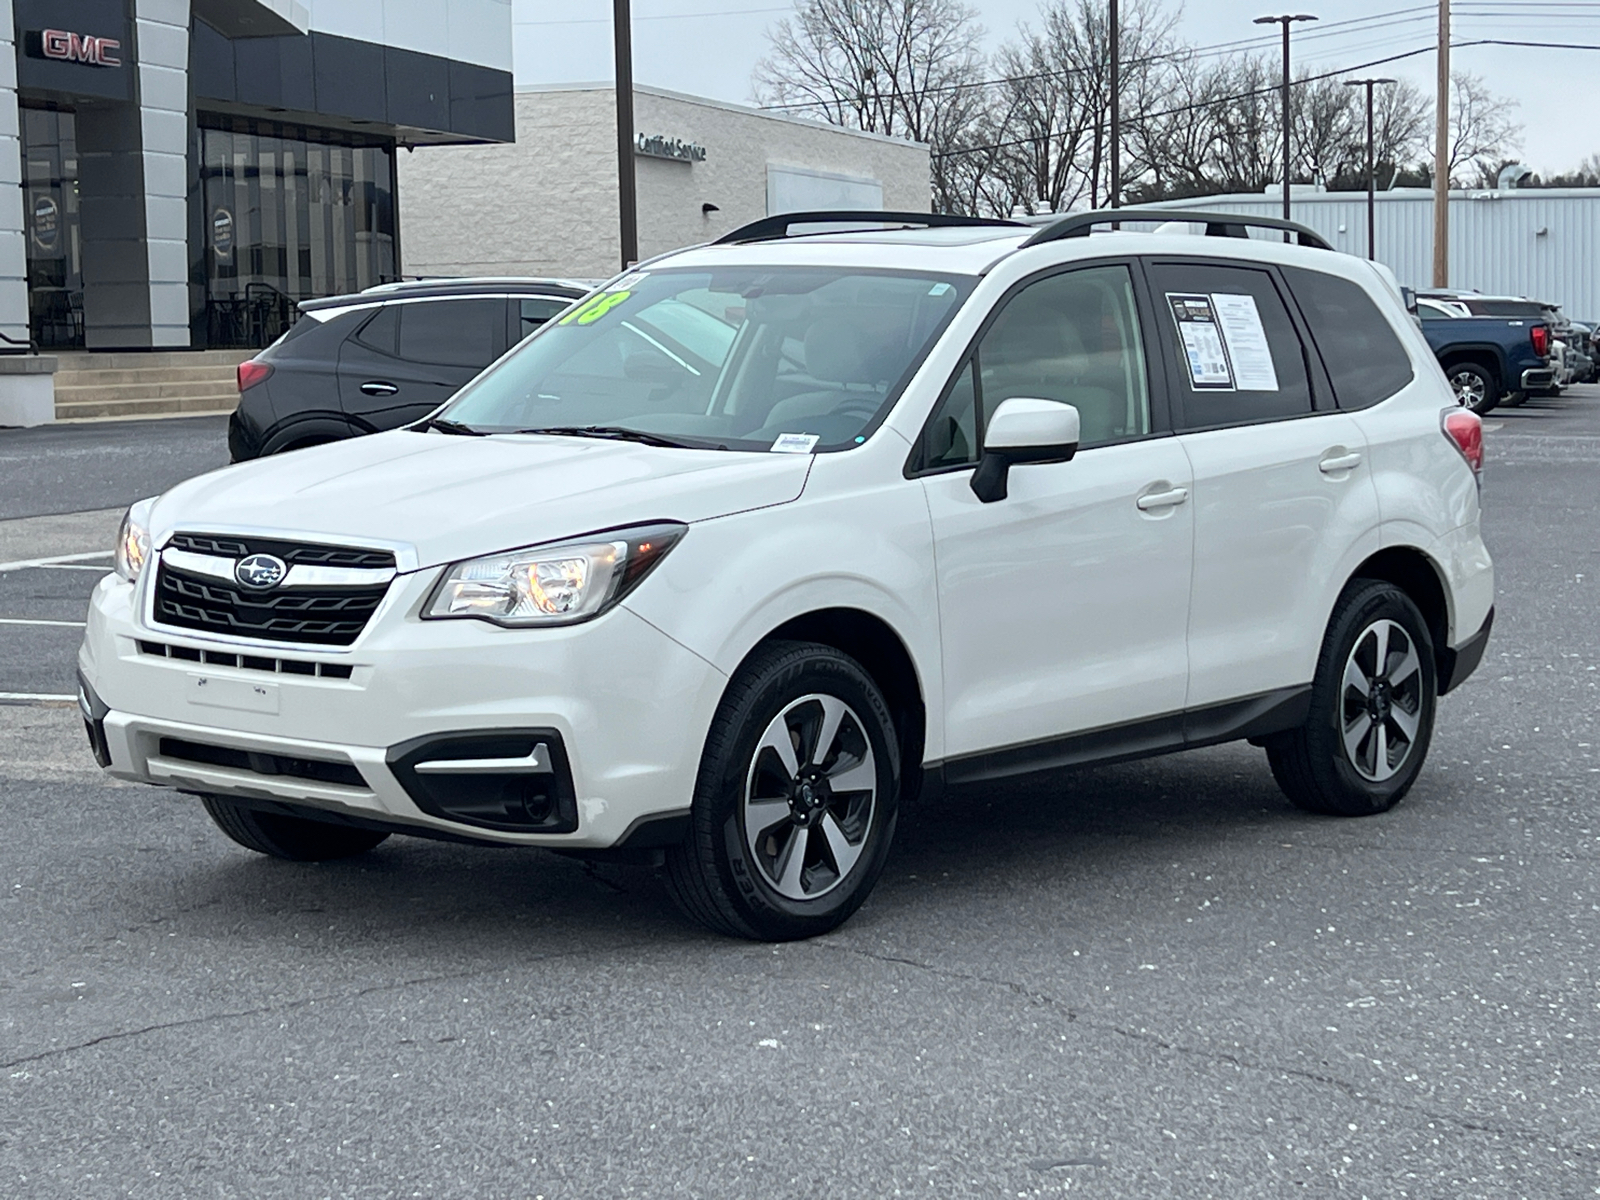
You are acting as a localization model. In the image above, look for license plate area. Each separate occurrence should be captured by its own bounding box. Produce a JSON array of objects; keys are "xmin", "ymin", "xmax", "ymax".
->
[{"xmin": 187, "ymin": 673, "xmax": 280, "ymax": 714}]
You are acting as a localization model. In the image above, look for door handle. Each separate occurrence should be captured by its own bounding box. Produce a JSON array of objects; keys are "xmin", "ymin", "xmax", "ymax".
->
[
  {"xmin": 1319, "ymin": 451, "xmax": 1363, "ymax": 474},
  {"xmin": 360, "ymin": 381, "xmax": 400, "ymax": 397},
  {"xmin": 1136, "ymin": 487, "xmax": 1189, "ymax": 512}
]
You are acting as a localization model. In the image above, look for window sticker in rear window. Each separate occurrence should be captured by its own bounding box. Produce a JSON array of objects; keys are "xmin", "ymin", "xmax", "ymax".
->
[
  {"xmin": 1167, "ymin": 293, "xmax": 1234, "ymax": 390},
  {"xmin": 1210, "ymin": 293, "xmax": 1280, "ymax": 392}
]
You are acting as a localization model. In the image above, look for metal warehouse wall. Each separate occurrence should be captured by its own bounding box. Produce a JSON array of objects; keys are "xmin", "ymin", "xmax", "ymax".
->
[{"xmin": 1155, "ymin": 189, "xmax": 1600, "ymax": 320}]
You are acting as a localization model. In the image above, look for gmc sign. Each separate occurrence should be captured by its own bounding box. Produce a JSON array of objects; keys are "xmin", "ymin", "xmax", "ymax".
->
[{"xmin": 32, "ymin": 29, "xmax": 122, "ymax": 68}]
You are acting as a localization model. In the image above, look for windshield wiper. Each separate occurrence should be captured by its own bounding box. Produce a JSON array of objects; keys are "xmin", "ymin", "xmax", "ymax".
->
[
  {"xmin": 415, "ymin": 416, "xmax": 487, "ymax": 437},
  {"xmin": 513, "ymin": 424, "xmax": 698, "ymax": 449}
]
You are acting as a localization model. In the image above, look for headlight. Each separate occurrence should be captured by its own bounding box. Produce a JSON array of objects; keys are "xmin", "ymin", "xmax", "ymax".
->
[
  {"xmin": 425, "ymin": 523, "xmax": 687, "ymax": 627},
  {"xmin": 114, "ymin": 498, "xmax": 156, "ymax": 582}
]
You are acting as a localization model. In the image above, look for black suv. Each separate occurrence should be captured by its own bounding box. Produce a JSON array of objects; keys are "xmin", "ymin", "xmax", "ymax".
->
[{"xmin": 227, "ymin": 278, "xmax": 588, "ymax": 461}]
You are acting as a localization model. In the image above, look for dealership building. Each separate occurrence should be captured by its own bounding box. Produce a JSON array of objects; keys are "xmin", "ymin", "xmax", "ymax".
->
[
  {"xmin": 397, "ymin": 84, "xmax": 933, "ymax": 281},
  {"xmin": 2, "ymin": 0, "xmax": 515, "ymax": 353}
]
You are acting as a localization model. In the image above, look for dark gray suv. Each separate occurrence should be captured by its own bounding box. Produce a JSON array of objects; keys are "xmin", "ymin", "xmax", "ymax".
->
[{"xmin": 228, "ymin": 278, "xmax": 587, "ymax": 461}]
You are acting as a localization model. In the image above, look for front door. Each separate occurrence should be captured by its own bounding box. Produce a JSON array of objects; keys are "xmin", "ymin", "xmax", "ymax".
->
[{"xmin": 916, "ymin": 262, "xmax": 1194, "ymax": 765}]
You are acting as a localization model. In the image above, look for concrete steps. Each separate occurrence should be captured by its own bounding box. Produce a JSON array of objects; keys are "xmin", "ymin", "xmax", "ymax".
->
[{"xmin": 53, "ymin": 350, "xmax": 253, "ymax": 420}]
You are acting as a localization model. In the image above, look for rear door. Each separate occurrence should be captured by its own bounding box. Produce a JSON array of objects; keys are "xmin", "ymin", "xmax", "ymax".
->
[
  {"xmin": 337, "ymin": 297, "xmax": 508, "ymax": 428},
  {"xmin": 1146, "ymin": 257, "xmax": 1381, "ymax": 711}
]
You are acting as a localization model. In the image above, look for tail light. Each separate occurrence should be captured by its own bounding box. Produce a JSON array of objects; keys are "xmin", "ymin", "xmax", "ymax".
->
[
  {"xmin": 237, "ymin": 359, "xmax": 273, "ymax": 392},
  {"xmin": 1442, "ymin": 408, "xmax": 1483, "ymax": 475},
  {"xmin": 1531, "ymin": 325, "xmax": 1550, "ymax": 357}
]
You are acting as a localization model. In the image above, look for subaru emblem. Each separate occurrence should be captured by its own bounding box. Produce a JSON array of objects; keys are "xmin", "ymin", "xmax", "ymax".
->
[{"xmin": 235, "ymin": 553, "xmax": 288, "ymax": 590}]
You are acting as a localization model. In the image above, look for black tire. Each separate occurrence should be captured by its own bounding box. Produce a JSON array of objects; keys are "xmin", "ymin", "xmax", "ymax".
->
[
  {"xmin": 1501, "ymin": 391, "xmax": 1527, "ymax": 408},
  {"xmin": 1445, "ymin": 362, "xmax": 1499, "ymax": 415},
  {"xmin": 664, "ymin": 641, "xmax": 901, "ymax": 941},
  {"xmin": 1265, "ymin": 581, "xmax": 1437, "ymax": 817},
  {"xmin": 201, "ymin": 795, "xmax": 389, "ymax": 861}
]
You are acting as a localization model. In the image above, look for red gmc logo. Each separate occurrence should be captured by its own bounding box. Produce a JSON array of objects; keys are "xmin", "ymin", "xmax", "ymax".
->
[{"xmin": 40, "ymin": 30, "xmax": 122, "ymax": 68}]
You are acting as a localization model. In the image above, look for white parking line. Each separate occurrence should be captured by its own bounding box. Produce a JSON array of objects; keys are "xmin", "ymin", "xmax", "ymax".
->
[
  {"xmin": 0, "ymin": 550, "xmax": 114, "ymax": 573},
  {"xmin": 0, "ymin": 618, "xmax": 86, "ymax": 627},
  {"xmin": 0, "ymin": 692, "xmax": 76, "ymax": 703}
]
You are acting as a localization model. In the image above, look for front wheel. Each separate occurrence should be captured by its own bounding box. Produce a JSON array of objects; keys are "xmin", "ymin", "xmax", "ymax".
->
[
  {"xmin": 665, "ymin": 641, "xmax": 900, "ymax": 940},
  {"xmin": 1265, "ymin": 581, "xmax": 1437, "ymax": 817},
  {"xmin": 201, "ymin": 795, "xmax": 389, "ymax": 861},
  {"xmin": 1446, "ymin": 363, "xmax": 1499, "ymax": 415}
]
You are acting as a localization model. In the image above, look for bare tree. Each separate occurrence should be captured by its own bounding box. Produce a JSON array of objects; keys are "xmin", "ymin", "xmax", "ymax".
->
[
  {"xmin": 983, "ymin": 0, "xmax": 1177, "ymax": 213},
  {"xmin": 752, "ymin": 0, "xmax": 987, "ymax": 209},
  {"xmin": 1447, "ymin": 71, "xmax": 1523, "ymax": 186}
]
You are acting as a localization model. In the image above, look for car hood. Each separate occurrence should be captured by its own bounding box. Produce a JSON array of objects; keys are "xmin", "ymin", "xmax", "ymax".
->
[{"xmin": 150, "ymin": 430, "xmax": 812, "ymax": 569}]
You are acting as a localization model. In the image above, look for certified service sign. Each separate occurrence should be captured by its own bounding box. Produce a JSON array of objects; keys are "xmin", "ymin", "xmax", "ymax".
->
[{"xmin": 635, "ymin": 134, "xmax": 707, "ymax": 164}]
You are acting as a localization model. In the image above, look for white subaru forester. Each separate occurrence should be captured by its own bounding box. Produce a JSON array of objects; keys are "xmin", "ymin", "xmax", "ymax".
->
[{"xmin": 80, "ymin": 209, "xmax": 1494, "ymax": 941}]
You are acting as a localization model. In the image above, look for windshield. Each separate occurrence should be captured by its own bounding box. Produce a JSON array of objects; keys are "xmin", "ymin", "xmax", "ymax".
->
[{"xmin": 436, "ymin": 266, "xmax": 974, "ymax": 451}]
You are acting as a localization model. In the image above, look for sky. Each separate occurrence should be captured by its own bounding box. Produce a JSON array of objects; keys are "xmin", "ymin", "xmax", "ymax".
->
[{"xmin": 511, "ymin": 0, "xmax": 1600, "ymax": 176}]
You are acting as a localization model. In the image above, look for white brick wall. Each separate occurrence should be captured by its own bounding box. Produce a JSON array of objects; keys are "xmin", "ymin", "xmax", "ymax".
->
[{"xmin": 397, "ymin": 85, "xmax": 932, "ymax": 280}]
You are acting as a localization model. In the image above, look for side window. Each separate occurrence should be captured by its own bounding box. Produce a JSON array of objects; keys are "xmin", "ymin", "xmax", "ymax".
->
[
  {"xmin": 923, "ymin": 361, "xmax": 977, "ymax": 469},
  {"xmin": 916, "ymin": 263, "xmax": 1151, "ymax": 469},
  {"xmin": 1284, "ymin": 266, "xmax": 1415, "ymax": 409},
  {"xmin": 519, "ymin": 297, "xmax": 569, "ymax": 337},
  {"xmin": 1146, "ymin": 262, "xmax": 1312, "ymax": 428},
  {"xmin": 353, "ymin": 305, "xmax": 398, "ymax": 355},
  {"xmin": 398, "ymin": 299, "xmax": 502, "ymax": 368}
]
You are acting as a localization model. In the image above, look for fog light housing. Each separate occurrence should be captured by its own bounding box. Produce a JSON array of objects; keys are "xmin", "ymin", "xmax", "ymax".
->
[{"xmin": 387, "ymin": 730, "xmax": 578, "ymax": 834}]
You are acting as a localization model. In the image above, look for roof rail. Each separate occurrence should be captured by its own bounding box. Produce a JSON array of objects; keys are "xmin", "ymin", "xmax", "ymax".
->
[
  {"xmin": 713, "ymin": 210, "xmax": 1024, "ymax": 245},
  {"xmin": 1021, "ymin": 208, "xmax": 1333, "ymax": 251}
]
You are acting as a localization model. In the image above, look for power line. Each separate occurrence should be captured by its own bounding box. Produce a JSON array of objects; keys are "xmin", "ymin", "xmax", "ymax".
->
[
  {"xmin": 931, "ymin": 44, "xmax": 1434, "ymax": 160},
  {"xmin": 759, "ymin": 7, "xmax": 1447, "ymax": 112},
  {"xmin": 930, "ymin": 38, "xmax": 1566, "ymax": 162},
  {"xmin": 515, "ymin": 6, "xmax": 787, "ymax": 26}
]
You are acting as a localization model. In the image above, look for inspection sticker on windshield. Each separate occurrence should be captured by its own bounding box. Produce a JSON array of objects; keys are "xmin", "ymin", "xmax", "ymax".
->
[
  {"xmin": 1167, "ymin": 293, "xmax": 1234, "ymax": 390},
  {"xmin": 771, "ymin": 433, "xmax": 819, "ymax": 454}
]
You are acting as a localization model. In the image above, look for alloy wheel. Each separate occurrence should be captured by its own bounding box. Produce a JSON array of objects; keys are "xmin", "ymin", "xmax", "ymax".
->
[
  {"xmin": 1340, "ymin": 618, "xmax": 1424, "ymax": 782},
  {"xmin": 1449, "ymin": 370, "xmax": 1487, "ymax": 408},
  {"xmin": 741, "ymin": 693, "xmax": 877, "ymax": 901}
]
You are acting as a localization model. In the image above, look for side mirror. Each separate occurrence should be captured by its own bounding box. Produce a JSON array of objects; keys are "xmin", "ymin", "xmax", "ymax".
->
[{"xmin": 970, "ymin": 398, "xmax": 1080, "ymax": 503}]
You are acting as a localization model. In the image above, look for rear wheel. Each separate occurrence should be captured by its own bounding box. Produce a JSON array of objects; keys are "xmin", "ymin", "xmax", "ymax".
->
[
  {"xmin": 665, "ymin": 641, "xmax": 900, "ymax": 940},
  {"xmin": 1446, "ymin": 362, "xmax": 1499, "ymax": 415},
  {"xmin": 1265, "ymin": 581, "xmax": 1437, "ymax": 817},
  {"xmin": 1501, "ymin": 391, "xmax": 1527, "ymax": 407},
  {"xmin": 201, "ymin": 795, "xmax": 389, "ymax": 861}
]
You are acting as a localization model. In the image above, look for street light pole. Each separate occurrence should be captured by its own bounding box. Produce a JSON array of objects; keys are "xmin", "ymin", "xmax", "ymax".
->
[
  {"xmin": 1433, "ymin": 0, "xmax": 1450, "ymax": 287},
  {"xmin": 1345, "ymin": 77, "xmax": 1396, "ymax": 260},
  {"xmin": 1109, "ymin": 0, "xmax": 1120, "ymax": 208},
  {"xmin": 614, "ymin": 0, "xmax": 638, "ymax": 269},
  {"xmin": 1254, "ymin": 14, "xmax": 1318, "ymax": 227}
]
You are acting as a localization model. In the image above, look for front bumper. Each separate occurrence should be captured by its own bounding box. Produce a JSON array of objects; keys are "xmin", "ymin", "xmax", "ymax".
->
[{"xmin": 78, "ymin": 570, "xmax": 727, "ymax": 848}]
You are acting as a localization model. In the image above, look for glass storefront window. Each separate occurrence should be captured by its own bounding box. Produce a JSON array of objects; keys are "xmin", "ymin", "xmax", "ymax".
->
[
  {"xmin": 21, "ymin": 107, "xmax": 82, "ymax": 349},
  {"xmin": 199, "ymin": 119, "xmax": 397, "ymax": 349}
]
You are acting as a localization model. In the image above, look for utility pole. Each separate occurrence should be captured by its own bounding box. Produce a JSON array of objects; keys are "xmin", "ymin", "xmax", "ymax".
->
[
  {"xmin": 1254, "ymin": 14, "xmax": 1318, "ymax": 227},
  {"xmin": 1109, "ymin": 0, "xmax": 1120, "ymax": 208},
  {"xmin": 1345, "ymin": 78, "xmax": 1395, "ymax": 260},
  {"xmin": 614, "ymin": 0, "xmax": 638, "ymax": 269},
  {"xmin": 1433, "ymin": 0, "xmax": 1450, "ymax": 287}
]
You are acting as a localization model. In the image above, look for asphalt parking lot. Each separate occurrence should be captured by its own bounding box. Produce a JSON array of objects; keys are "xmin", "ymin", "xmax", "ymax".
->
[{"xmin": 2, "ymin": 395, "xmax": 1599, "ymax": 1197}]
